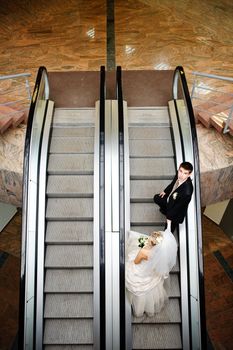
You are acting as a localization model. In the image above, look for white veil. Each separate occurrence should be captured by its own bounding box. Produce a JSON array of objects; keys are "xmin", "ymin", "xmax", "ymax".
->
[{"xmin": 146, "ymin": 228, "xmax": 178, "ymax": 276}]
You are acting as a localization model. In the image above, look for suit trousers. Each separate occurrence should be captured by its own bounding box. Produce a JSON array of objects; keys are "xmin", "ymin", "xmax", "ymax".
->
[
  {"xmin": 153, "ymin": 194, "xmax": 178, "ymax": 233},
  {"xmin": 153, "ymin": 194, "xmax": 167, "ymax": 215},
  {"xmin": 164, "ymin": 221, "xmax": 178, "ymax": 233}
]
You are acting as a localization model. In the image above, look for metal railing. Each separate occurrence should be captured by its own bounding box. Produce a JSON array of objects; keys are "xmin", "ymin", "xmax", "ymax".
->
[
  {"xmin": 19, "ymin": 67, "xmax": 49, "ymax": 350},
  {"xmin": 191, "ymin": 71, "xmax": 233, "ymax": 133},
  {"xmin": 94, "ymin": 65, "xmax": 106, "ymax": 349},
  {"xmin": 173, "ymin": 66, "xmax": 206, "ymax": 349},
  {"xmin": 0, "ymin": 72, "xmax": 31, "ymax": 122},
  {"xmin": 117, "ymin": 66, "xmax": 126, "ymax": 350}
]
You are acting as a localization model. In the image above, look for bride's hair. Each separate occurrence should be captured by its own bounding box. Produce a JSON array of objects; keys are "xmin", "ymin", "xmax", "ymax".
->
[{"xmin": 146, "ymin": 231, "xmax": 163, "ymax": 247}]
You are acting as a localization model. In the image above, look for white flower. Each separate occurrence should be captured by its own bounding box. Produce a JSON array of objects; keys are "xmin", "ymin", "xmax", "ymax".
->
[{"xmin": 172, "ymin": 192, "xmax": 178, "ymax": 200}]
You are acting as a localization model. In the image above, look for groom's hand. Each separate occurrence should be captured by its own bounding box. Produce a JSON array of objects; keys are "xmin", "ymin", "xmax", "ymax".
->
[{"xmin": 159, "ymin": 191, "xmax": 166, "ymax": 198}]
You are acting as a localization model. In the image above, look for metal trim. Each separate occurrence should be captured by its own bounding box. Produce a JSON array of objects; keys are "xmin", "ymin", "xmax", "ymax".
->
[
  {"xmin": 35, "ymin": 100, "xmax": 54, "ymax": 349},
  {"xmin": 105, "ymin": 100, "xmax": 112, "ymax": 348},
  {"xmin": 123, "ymin": 101, "xmax": 132, "ymax": 350},
  {"xmin": 168, "ymin": 100, "xmax": 190, "ymax": 350},
  {"xmin": 0, "ymin": 72, "xmax": 31, "ymax": 80},
  {"xmin": 23, "ymin": 99, "xmax": 48, "ymax": 348},
  {"xmin": 105, "ymin": 100, "xmax": 121, "ymax": 349},
  {"xmin": 192, "ymin": 71, "xmax": 233, "ymax": 82},
  {"xmin": 105, "ymin": 101, "xmax": 112, "ymax": 232},
  {"xmin": 94, "ymin": 101, "xmax": 101, "ymax": 349},
  {"xmin": 112, "ymin": 100, "xmax": 120, "ymax": 232},
  {"xmin": 19, "ymin": 67, "xmax": 49, "ymax": 349},
  {"xmin": 176, "ymin": 99, "xmax": 202, "ymax": 349},
  {"xmin": 111, "ymin": 100, "xmax": 120, "ymax": 349},
  {"xmin": 173, "ymin": 66, "xmax": 206, "ymax": 350}
]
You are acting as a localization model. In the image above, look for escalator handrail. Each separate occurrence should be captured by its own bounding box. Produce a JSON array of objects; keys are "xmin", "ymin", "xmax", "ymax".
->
[
  {"xmin": 117, "ymin": 66, "xmax": 124, "ymax": 133},
  {"xmin": 19, "ymin": 66, "xmax": 49, "ymax": 349},
  {"xmin": 173, "ymin": 66, "xmax": 206, "ymax": 349},
  {"xmin": 116, "ymin": 66, "xmax": 126, "ymax": 350},
  {"xmin": 98, "ymin": 65, "xmax": 106, "ymax": 349},
  {"xmin": 100, "ymin": 66, "xmax": 105, "ymax": 132}
]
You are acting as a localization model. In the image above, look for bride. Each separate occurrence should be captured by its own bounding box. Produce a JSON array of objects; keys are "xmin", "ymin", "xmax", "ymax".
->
[{"xmin": 125, "ymin": 227, "xmax": 177, "ymax": 317}]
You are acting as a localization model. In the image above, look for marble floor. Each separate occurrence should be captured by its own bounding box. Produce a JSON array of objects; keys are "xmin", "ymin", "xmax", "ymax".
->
[
  {"xmin": 0, "ymin": 0, "xmax": 233, "ymax": 349},
  {"xmin": 1, "ymin": 0, "xmax": 233, "ymax": 83}
]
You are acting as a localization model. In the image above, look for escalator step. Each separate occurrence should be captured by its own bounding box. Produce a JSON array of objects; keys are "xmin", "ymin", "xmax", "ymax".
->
[
  {"xmin": 53, "ymin": 108, "xmax": 95, "ymax": 125},
  {"xmin": 132, "ymin": 323, "xmax": 182, "ymax": 349},
  {"xmin": 46, "ymin": 198, "xmax": 93, "ymax": 220},
  {"xmin": 165, "ymin": 274, "xmax": 180, "ymax": 298},
  {"xmin": 129, "ymin": 139, "xmax": 173, "ymax": 157},
  {"xmin": 132, "ymin": 298, "xmax": 181, "ymax": 323},
  {"xmin": 46, "ymin": 221, "xmax": 93, "ymax": 244},
  {"xmin": 45, "ymin": 346, "xmax": 93, "ymax": 350},
  {"xmin": 51, "ymin": 126, "xmax": 94, "ymax": 137},
  {"xmin": 130, "ymin": 203, "xmax": 164, "ymax": 224},
  {"xmin": 130, "ymin": 179, "xmax": 173, "ymax": 201},
  {"xmin": 129, "ymin": 126, "xmax": 172, "ymax": 140},
  {"xmin": 48, "ymin": 154, "xmax": 94, "ymax": 175},
  {"xmin": 49, "ymin": 137, "xmax": 94, "ymax": 154},
  {"xmin": 128, "ymin": 107, "xmax": 170, "ymax": 125},
  {"xmin": 44, "ymin": 319, "xmax": 93, "ymax": 345},
  {"xmin": 47, "ymin": 175, "xmax": 93, "ymax": 197},
  {"xmin": 44, "ymin": 294, "xmax": 93, "ymax": 318},
  {"xmin": 45, "ymin": 245, "xmax": 93, "ymax": 268},
  {"xmin": 45, "ymin": 269, "xmax": 93, "ymax": 293},
  {"xmin": 171, "ymin": 258, "xmax": 179, "ymax": 273},
  {"xmin": 130, "ymin": 158, "xmax": 175, "ymax": 178}
]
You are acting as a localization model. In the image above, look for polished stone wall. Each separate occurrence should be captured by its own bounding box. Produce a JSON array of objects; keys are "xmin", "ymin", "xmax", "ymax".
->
[{"xmin": 0, "ymin": 126, "xmax": 25, "ymax": 206}]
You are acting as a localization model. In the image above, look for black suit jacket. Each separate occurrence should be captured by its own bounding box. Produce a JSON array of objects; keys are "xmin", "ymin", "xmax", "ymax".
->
[{"xmin": 164, "ymin": 173, "xmax": 193, "ymax": 224}]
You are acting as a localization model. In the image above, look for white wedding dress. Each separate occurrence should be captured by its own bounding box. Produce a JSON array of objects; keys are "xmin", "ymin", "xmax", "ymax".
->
[{"xmin": 125, "ymin": 229, "xmax": 177, "ymax": 317}]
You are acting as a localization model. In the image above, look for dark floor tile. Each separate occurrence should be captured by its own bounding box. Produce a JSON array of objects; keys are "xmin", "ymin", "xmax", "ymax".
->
[
  {"xmin": 0, "ymin": 302, "xmax": 18, "ymax": 350},
  {"xmin": 0, "ymin": 254, "xmax": 20, "ymax": 350},
  {"xmin": 0, "ymin": 251, "xmax": 9, "ymax": 267}
]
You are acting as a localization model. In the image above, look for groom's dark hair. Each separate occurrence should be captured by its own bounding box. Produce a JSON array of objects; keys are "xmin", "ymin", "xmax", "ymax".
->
[{"xmin": 179, "ymin": 162, "xmax": 193, "ymax": 173}]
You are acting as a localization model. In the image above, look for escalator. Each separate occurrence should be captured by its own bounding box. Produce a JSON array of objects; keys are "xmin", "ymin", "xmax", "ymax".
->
[
  {"xmin": 43, "ymin": 108, "xmax": 95, "ymax": 346},
  {"xmin": 19, "ymin": 66, "xmax": 205, "ymax": 349},
  {"xmin": 19, "ymin": 67, "xmax": 104, "ymax": 349},
  {"xmin": 127, "ymin": 106, "xmax": 181, "ymax": 348},
  {"xmin": 121, "ymin": 67, "xmax": 205, "ymax": 349}
]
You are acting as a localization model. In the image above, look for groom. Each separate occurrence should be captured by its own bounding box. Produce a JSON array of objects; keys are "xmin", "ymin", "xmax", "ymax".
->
[{"xmin": 153, "ymin": 162, "xmax": 193, "ymax": 232}]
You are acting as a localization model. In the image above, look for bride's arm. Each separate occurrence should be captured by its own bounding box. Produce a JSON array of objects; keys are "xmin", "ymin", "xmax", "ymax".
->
[{"xmin": 134, "ymin": 249, "xmax": 149, "ymax": 264}]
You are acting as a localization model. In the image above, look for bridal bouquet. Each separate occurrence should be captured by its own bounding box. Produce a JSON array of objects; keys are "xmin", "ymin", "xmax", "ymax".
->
[{"xmin": 138, "ymin": 236, "xmax": 148, "ymax": 248}]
